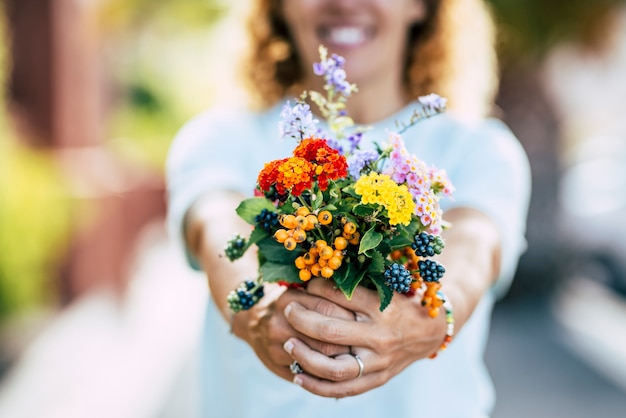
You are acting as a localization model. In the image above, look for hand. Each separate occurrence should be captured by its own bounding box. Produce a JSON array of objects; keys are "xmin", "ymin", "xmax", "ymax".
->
[
  {"xmin": 231, "ymin": 282, "xmax": 355, "ymax": 383},
  {"xmin": 282, "ymin": 278, "xmax": 447, "ymax": 398}
]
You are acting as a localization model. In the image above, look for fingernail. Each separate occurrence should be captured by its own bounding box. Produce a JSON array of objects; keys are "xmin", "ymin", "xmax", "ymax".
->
[
  {"xmin": 283, "ymin": 340, "xmax": 294, "ymax": 355},
  {"xmin": 284, "ymin": 303, "xmax": 292, "ymax": 317},
  {"xmin": 293, "ymin": 376, "xmax": 303, "ymax": 386}
]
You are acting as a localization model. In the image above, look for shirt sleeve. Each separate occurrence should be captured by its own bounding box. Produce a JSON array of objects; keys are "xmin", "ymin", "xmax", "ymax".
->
[
  {"xmin": 165, "ymin": 109, "xmax": 253, "ymax": 270},
  {"xmin": 441, "ymin": 119, "xmax": 532, "ymax": 299}
]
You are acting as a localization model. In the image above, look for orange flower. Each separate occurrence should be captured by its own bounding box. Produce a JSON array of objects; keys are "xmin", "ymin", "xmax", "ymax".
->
[
  {"xmin": 258, "ymin": 159, "xmax": 285, "ymax": 193},
  {"xmin": 276, "ymin": 157, "xmax": 315, "ymax": 195},
  {"xmin": 293, "ymin": 137, "xmax": 348, "ymax": 190}
]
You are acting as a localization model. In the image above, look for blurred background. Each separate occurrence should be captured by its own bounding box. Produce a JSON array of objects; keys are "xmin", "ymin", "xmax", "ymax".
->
[{"xmin": 0, "ymin": 0, "xmax": 625, "ymax": 417}]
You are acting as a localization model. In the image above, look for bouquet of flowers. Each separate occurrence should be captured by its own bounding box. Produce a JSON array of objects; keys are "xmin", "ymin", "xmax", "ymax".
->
[{"xmin": 225, "ymin": 46, "xmax": 453, "ymax": 316}]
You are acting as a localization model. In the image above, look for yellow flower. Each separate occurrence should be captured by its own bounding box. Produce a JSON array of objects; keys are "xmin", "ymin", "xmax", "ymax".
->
[{"xmin": 354, "ymin": 173, "xmax": 415, "ymax": 226}]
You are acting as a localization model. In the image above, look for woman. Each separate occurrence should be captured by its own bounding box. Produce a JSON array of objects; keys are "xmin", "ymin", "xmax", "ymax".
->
[{"xmin": 166, "ymin": 0, "xmax": 531, "ymax": 416}]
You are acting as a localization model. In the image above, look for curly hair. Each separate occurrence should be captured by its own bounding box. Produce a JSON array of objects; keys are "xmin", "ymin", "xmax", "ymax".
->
[{"xmin": 242, "ymin": 0, "xmax": 498, "ymax": 119}]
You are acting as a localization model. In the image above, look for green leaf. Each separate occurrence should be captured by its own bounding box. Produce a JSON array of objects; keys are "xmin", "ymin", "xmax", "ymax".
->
[
  {"xmin": 256, "ymin": 237, "xmax": 300, "ymax": 263},
  {"xmin": 359, "ymin": 226, "xmax": 383, "ymax": 254},
  {"xmin": 341, "ymin": 184, "xmax": 359, "ymax": 198},
  {"xmin": 260, "ymin": 262, "xmax": 300, "ymax": 284},
  {"xmin": 236, "ymin": 198, "xmax": 276, "ymax": 225},
  {"xmin": 352, "ymin": 204, "xmax": 375, "ymax": 217},
  {"xmin": 334, "ymin": 264, "xmax": 367, "ymax": 300},
  {"xmin": 367, "ymin": 251, "xmax": 386, "ymax": 274},
  {"xmin": 405, "ymin": 218, "xmax": 421, "ymax": 237},
  {"xmin": 388, "ymin": 218, "xmax": 421, "ymax": 250},
  {"xmin": 329, "ymin": 183, "xmax": 341, "ymax": 199},
  {"xmin": 371, "ymin": 274, "xmax": 394, "ymax": 312},
  {"xmin": 312, "ymin": 190, "xmax": 324, "ymax": 211},
  {"xmin": 388, "ymin": 234, "xmax": 413, "ymax": 250},
  {"xmin": 243, "ymin": 228, "xmax": 269, "ymax": 252}
]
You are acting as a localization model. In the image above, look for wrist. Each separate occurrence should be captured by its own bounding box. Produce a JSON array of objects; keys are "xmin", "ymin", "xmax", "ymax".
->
[
  {"xmin": 230, "ymin": 308, "xmax": 251, "ymax": 341},
  {"xmin": 428, "ymin": 290, "xmax": 455, "ymax": 359}
]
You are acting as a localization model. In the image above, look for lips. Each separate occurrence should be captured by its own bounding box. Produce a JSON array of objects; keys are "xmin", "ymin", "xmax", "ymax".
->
[{"xmin": 317, "ymin": 26, "xmax": 373, "ymax": 47}]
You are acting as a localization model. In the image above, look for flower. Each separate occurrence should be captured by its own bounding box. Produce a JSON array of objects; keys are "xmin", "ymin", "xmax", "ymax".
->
[
  {"xmin": 279, "ymin": 101, "xmax": 319, "ymax": 141},
  {"xmin": 412, "ymin": 188, "xmax": 442, "ymax": 228},
  {"xmin": 313, "ymin": 46, "xmax": 355, "ymax": 97},
  {"xmin": 258, "ymin": 157, "xmax": 315, "ymax": 196},
  {"xmin": 418, "ymin": 94, "xmax": 448, "ymax": 112},
  {"xmin": 429, "ymin": 167, "xmax": 455, "ymax": 197},
  {"xmin": 293, "ymin": 138, "xmax": 348, "ymax": 190},
  {"xmin": 354, "ymin": 173, "xmax": 415, "ymax": 226},
  {"xmin": 276, "ymin": 157, "xmax": 316, "ymax": 195},
  {"xmin": 228, "ymin": 46, "xmax": 452, "ymax": 314},
  {"xmin": 347, "ymin": 149, "xmax": 379, "ymax": 179}
]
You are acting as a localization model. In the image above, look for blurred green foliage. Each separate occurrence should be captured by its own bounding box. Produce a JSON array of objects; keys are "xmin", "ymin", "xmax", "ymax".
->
[
  {"xmin": 101, "ymin": 0, "xmax": 229, "ymax": 171},
  {"xmin": 487, "ymin": 0, "xmax": 626, "ymax": 63},
  {"xmin": 0, "ymin": 6, "xmax": 72, "ymax": 321},
  {"xmin": 0, "ymin": 141, "xmax": 73, "ymax": 320},
  {"xmin": 107, "ymin": 76, "xmax": 186, "ymax": 171},
  {"xmin": 98, "ymin": 0, "xmax": 226, "ymax": 32},
  {"xmin": 0, "ymin": 0, "xmax": 230, "ymax": 322}
]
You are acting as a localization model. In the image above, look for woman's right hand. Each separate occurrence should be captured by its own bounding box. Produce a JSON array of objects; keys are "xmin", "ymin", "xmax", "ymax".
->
[{"xmin": 231, "ymin": 282, "xmax": 355, "ymax": 382}]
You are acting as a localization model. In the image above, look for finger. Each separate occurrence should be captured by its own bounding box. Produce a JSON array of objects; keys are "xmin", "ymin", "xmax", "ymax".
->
[
  {"xmin": 284, "ymin": 302, "xmax": 371, "ymax": 347},
  {"xmin": 293, "ymin": 368, "xmax": 387, "ymax": 399},
  {"xmin": 284, "ymin": 338, "xmax": 363, "ymax": 382},
  {"xmin": 306, "ymin": 278, "xmax": 380, "ymax": 315},
  {"xmin": 284, "ymin": 290, "xmax": 354, "ymax": 356},
  {"xmin": 299, "ymin": 335, "xmax": 352, "ymax": 357},
  {"xmin": 291, "ymin": 289, "xmax": 355, "ymax": 321}
]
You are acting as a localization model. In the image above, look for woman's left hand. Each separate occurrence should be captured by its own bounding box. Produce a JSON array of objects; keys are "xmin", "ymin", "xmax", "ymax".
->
[{"xmin": 282, "ymin": 277, "xmax": 447, "ymax": 398}]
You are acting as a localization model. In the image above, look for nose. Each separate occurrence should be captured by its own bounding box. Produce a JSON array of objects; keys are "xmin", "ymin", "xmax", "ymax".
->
[{"xmin": 323, "ymin": 0, "xmax": 365, "ymax": 13}]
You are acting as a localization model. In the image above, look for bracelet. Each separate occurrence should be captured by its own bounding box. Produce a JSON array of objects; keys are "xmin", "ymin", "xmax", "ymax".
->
[{"xmin": 428, "ymin": 290, "xmax": 454, "ymax": 359}]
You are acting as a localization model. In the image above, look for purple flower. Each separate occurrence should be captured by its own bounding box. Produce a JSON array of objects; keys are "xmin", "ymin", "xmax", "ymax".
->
[
  {"xmin": 313, "ymin": 53, "xmax": 353, "ymax": 97},
  {"xmin": 346, "ymin": 132, "xmax": 363, "ymax": 153},
  {"xmin": 418, "ymin": 94, "xmax": 447, "ymax": 112},
  {"xmin": 325, "ymin": 136, "xmax": 344, "ymax": 154},
  {"xmin": 347, "ymin": 149, "xmax": 379, "ymax": 179},
  {"xmin": 279, "ymin": 101, "xmax": 319, "ymax": 141}
]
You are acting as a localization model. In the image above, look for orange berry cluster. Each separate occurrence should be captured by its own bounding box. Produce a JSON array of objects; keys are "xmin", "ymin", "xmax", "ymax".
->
[
  {"xmin": 390, "ymin": 246, "xmax": 444, "ymax": 318},
  {"xmin": 422, "ymin": 282, "xmax": 443, "ymax": 318},
  {"xmin": 273, "ymin": 207, "xmax": 319, "ymax": 251},
  {"xmin": 272, "ymin": 207, "xmax": 364, "ymax": 282},
  {"xmin": 340, "ymin": 220, "xmax": 361, "ymax": 245},
  {"xmin": 295, "ymin": 237, "xmax": 346, "ymax": 281}
]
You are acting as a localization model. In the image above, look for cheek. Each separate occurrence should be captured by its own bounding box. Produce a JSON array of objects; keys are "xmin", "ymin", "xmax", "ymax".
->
[
  {"xmin": 403, "ymin": 0, "xmax": 427, "ymax": 24},
  {"xmin": 281, "ymin": 0, "xmax": 319, "ymax": 29},
  {"xmin": 281, "ymin": 4, "xmax": 321, "ymax": 63}
]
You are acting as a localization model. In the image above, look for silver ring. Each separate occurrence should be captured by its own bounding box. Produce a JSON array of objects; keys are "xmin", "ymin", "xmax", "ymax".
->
[
  {"xmin": 353, "ymin": 354, "xmax": 364, "ymax": 378},
  {"xmin": 290, "ymin": 360, "xmax": 303, "ymax": 374}
]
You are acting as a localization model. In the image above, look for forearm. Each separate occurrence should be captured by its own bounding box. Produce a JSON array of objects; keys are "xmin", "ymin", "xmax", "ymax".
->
[
  {"xmin": 185, "ymin": 191, "xmax": 258, "ymax": 323},
  {"xmin": 435, "ymin": 207, "xmax": 501, "ymax": 333}
]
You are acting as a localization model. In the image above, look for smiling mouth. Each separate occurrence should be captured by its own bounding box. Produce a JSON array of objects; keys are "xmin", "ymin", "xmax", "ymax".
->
[{"xmin": 317, "ymin": 26, "xmax": 373, "ymax": 47}]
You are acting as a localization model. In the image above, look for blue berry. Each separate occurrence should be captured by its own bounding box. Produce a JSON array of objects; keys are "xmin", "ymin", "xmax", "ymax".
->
[
  {"xmin": 237, "ymin": 290, "xmax": 254, "ymax": 309},
  {"xmin": 227, "ymin": 280, "xmax": 265, "ymax": 313},
  {"xmin": 411, "ymin": 232, "xmax": 445, "ymax": 257},
  {"xmin": 263, "ymin": 186, "xmax": 287, "ymax": 203},
  {"xmin": 383, "ymin": 263, "xmax": 413, "ymax": 293},
  {"xmin": 418, "ymin": 259, "xmax": 445, "ymax": 282},
  {"xmin": 255, "ymin": 209, "xmax": 280, "ymax": 233},
  {"xmin": 225, "ymin": 234, "xmax": 247, "ymax": 261}
]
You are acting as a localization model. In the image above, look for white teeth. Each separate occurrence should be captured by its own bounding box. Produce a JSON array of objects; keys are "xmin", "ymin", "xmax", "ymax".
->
[{"xmin": 327, "ymin": 27, "xmax": 366, "ymax": 45}]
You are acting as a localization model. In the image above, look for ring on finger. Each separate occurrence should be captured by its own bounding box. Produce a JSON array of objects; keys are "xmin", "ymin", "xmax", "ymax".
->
[
  {"xmin": 290, "ymin": 360, "xmax": 303, "ymax": 374},
  {"xmin": 352, "ymin": 354, "xmax": 364, "ymax": 378}
]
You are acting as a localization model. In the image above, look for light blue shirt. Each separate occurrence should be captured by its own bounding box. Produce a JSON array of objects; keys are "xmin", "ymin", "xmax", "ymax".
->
[{"xmin": 166, "ymin": 100, "xmax": 531, "ymax": 418}]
